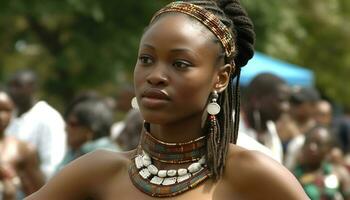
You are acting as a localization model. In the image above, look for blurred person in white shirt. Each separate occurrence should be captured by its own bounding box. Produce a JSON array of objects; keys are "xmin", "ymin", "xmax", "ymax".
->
[{"xmin": 5, "ymin": 69, "xmax": 66, "ymax": 180}]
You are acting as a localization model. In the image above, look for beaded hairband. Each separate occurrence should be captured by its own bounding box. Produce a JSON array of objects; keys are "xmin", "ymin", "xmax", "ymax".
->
[{"xmin": 150, "ymin": 1, "xmax": 235, "ymax": 58}]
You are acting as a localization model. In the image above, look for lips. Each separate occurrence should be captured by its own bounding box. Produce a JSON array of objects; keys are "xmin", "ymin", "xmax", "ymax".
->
[
  {"xmin": 142, "ymin": 88, "xmax": 170, "ymax": 100},
  {"xmin": 141, "ymin": 88, "xmax": 170, "ymax": 108}
]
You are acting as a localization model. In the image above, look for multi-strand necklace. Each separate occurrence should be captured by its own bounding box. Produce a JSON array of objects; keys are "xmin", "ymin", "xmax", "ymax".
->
[{"xmin": 128, "ymin": 128, "xmax": 211, "ymax": 197}]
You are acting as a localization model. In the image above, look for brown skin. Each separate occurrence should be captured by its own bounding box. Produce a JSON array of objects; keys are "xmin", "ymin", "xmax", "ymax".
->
[
  {"xmin": 7, "ymin": 74, "xmax": 37, "ymax": 117},
  {"xmin": 25, "ymin": 14, "xmax": 308, "ymax": 200},
  {"xmin": 290, "ymin": 102, "xmax": 316, "ymax": 135},
  {"xmin": 314, "ymin": 100, "xmax": 332, "ymax": 127},
  {"xmin": 0, "ymin": 91, "xmax": 45, "ymax": 199}
]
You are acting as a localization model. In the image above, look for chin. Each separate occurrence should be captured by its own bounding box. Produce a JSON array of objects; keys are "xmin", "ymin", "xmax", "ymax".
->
[
  {"xmin": 140, "ymin": 110, "xmax": 173, "ymax": 125},
  {"xmin": 142, "ymin": 114, "xmax": 171, "ymax": 125}
]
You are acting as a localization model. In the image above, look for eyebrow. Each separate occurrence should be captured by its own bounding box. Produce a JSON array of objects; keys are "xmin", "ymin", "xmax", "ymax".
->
[
  {"xmin": 170, "ymin": 48, "xmax": 195, "ymax": 54},
  {"xmin": 141, "ymin": 44, "xmax": 198, "ymax": 58},
  {"xmin": 142, "ymin": 44, "xmax": 194, "ymax": 52},
  {"xmin": 170, "ymin": 48, "xmax": 199, "ymax": 60},
  {"xmin": 141, "ymin": 44, "xmax": 155, "ymax": 50}
]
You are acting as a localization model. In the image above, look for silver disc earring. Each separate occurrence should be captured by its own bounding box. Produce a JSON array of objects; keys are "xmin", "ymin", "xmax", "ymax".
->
[
  {"xmin": 206, "ymin": 91, "xmax": 220, "ymax": 115},
  {"xmin": 131, "ymin": 97, "xmax": 139, "ymax": 109}
]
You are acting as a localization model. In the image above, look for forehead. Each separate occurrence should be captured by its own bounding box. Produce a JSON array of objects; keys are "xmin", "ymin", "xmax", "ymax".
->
[
  {"xmin": 141, "ymin": 13, "xmax": 219, "ymax": 53},
  {"xmin": 307, "ymin": 128, "xmax": 330, "ymax": 143},
  {"xmin": 0, "ymin": 92, "xmax": 13, "ymax": 107}
]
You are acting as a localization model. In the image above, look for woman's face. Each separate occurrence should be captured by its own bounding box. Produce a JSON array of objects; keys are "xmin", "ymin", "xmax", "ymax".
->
[
  {"xmin": 0, "ymin": 92, "xmax": 14, "ymax": 133},
  {"xmin": 134, "ymin": 14, "xmax": 225, "ymax": 124}
]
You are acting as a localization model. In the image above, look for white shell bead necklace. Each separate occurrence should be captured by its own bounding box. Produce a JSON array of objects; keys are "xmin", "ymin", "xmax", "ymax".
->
[{"xmin": 135, "ymin": 150, "xmax": 206, "ymax": 185}]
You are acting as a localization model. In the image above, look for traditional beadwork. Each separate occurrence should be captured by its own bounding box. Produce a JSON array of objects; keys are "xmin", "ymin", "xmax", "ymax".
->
[
  {"xmin": 134, "ymin": 150, "xmax": 206, "ymax": 185},
  {"xmin": 129, "ymin": 127, "xmax": 211, "ymax": 197},
  {"xmin": 150, "ymin": 1, "xmax": 235, "ymax": 57},
  {"xmin": 129, "ymin": 154, "xmax": 211, "ymax": 197},
  {"xmin": 141, "ymin": 130, "xmax": 207, "ymax": 164}
]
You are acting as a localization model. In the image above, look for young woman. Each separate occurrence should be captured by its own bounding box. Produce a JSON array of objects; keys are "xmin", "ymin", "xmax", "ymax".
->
[{"xmin": 26, "ymin": 0, "xmax": 309, "ymax": 199}]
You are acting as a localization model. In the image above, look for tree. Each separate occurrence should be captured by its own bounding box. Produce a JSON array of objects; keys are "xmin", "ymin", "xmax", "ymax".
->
[
  {"xmin": 243, "ymin": 0, "xmax": 350, "ymax": 106},
  {"xmin": 1, "ymin": 0, "xmax": 349, "ymax": 108},
  {"xmin": 0, "ymin": 0, "xmax": 167, "ymax": 109}
]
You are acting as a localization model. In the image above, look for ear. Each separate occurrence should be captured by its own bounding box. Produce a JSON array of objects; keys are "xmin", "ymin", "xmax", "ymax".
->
[{"xmin": 213, "ymin": 63, "xmax": 233, "ymax": 93}]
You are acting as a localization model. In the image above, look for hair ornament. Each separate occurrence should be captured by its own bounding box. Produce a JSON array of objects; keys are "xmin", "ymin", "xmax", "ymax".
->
[{"xmin": 150, "ymin": 1, "xmax": 235, "ymax": 58}]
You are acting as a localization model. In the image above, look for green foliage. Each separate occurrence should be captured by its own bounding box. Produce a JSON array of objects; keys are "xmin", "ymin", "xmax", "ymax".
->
[
  {"xmin": 0, "ymin": 0, "xmax": 349, "ymax": 108},
  {"xmin": 243, "ymin": 0, "xmax": 350, "ymax": 106},
  {"xmin": 0, "ymin": 0, "xmax": 168, "ymax": 109}
]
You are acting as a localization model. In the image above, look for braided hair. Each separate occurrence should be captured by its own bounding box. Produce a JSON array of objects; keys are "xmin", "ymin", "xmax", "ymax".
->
[{"xmin": 181, "ymin": 0, "xmax": 255, "ymax": 180}]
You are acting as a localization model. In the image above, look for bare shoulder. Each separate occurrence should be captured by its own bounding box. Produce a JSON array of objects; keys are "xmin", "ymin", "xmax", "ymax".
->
[
  {"xmin": 64, "ymin": 149, "xmax": 132, "ymax": 174},
  {"xmin": 26, "ymin": 149, "xmax": 135, "ymax": 200},
  {"xmin": 223, "ymin": 144, "xmax": 309, "ymax": 200}
]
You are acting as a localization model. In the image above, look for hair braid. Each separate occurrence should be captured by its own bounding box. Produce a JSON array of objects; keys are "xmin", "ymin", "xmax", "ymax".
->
[
  {"xmin": 218, "ymin": 0, "xmax": 255, "ymax": 67},
  {"xmin": 182, "ymin": 0, "xmax": 254, "ymax": 180}
]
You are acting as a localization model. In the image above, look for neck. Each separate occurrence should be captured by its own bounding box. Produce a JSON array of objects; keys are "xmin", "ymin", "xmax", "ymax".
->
[
  {"xmin": 141, "ymin": 126, "xmax": 206, "ymax": 164},
  {"xmin": 148, "ymin": 114, "xmax": 204, "ymax": 143},
  {"xmin": 18, "ymin": 100, "xmax": 35, "ymax": 116}
]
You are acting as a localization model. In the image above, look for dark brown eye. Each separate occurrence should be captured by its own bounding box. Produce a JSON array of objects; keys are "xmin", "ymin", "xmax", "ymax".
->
[
  {"xmin": 139, "ymin": 55, "xmax": 153, "ymax": 65},
  {"xmin": 173, "ymin": 60, "xmax": 192, "ymax": 69}
]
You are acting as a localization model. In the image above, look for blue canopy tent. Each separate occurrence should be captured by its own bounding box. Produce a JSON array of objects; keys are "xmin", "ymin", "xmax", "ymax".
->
[{"xmin": 240, "ymin": 52, "xmax": 314, "ymax": 87}]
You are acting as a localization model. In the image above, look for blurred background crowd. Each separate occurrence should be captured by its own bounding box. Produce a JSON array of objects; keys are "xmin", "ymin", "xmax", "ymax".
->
[{"xmin": 1, "ymin": 0, "xmax": 350, "ymax": 199}]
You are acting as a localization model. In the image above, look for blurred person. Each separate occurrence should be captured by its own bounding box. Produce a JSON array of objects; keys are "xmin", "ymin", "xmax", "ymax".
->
[
  {"xmin": 116, "ymin": 109, "xmax": 143, "ymax": 151},
  {"xmin": 57, "ymin": 98, "xmax": 120, "ymax": 171},
  {"xmin": 334, "ymin": 106, "xmax": 350, "ymax": 155},
  {"xmin": 0, "ymin": 88, "xmax": 45, "ymax": 199},
  {"xmin": 115, "ymin": 84, "xmax": 135, "ymax": 114},
  {"xmin": 4, "ymin": 69, "xmax": 66, "ymax": 180},
  {"xmin": 327, "ymin": 147, "xmax": 350, "ymax": 176},
  {"xmin": 315, "ymin": 100, "xmax": 333, "ymax": 127},
  {"xmin": 63, "ymin": 90, "xmax": 101, "ymax": 120},
  {"xmin": 110, "ymin": 84, "xmax": 135, "ymax": 140},
  {"xmin": 26, "ymin": 1, "xmax": 308, "ymax": 199},
  {"xmin": 293, "ymin": 125, "xmax": 350, "ymax": 200},
  {"xmin": 289, "ymin": 86, "xmax": 320, "ymax": 134},
  {"xmin": 240, "ymin": 73, "xmax": 290, "ymax": 163},
  {"xmin": 284, "ymin": 87, "xmax": 320, "ymax": 169}
]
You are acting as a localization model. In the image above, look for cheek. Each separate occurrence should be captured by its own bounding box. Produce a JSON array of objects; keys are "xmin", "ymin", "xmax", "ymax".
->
[
  {"xmin": 173, "ymin": 74, "xmax": 213, "ymax": 111},
  {"xmin": 0, "ymin": 112, "xmax": 11, "ymax": 123},
  {"xmin": 133, "ymin": 66, "xmax": 144, "ymax": 95}
]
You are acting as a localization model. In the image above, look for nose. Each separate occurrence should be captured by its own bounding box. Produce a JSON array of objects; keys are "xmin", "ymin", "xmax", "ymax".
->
[{"xmin": 146, "ymin": 64, "xmax": 169, "ymax": 87}]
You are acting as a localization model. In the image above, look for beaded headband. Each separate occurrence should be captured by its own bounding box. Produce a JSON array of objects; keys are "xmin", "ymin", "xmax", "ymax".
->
[{"xmin": 150, "ymin": 1, "xmax": 235, "ymax": 58}]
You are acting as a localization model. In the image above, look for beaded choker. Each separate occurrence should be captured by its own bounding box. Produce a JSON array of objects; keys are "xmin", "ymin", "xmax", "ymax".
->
[
  {"xmin": 141, "ymin": 130, "xmax": 207, "ymax": 164},
  {"xmin": 128, "ymin": 127, "xmax": 211, "ymax": 197}
]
